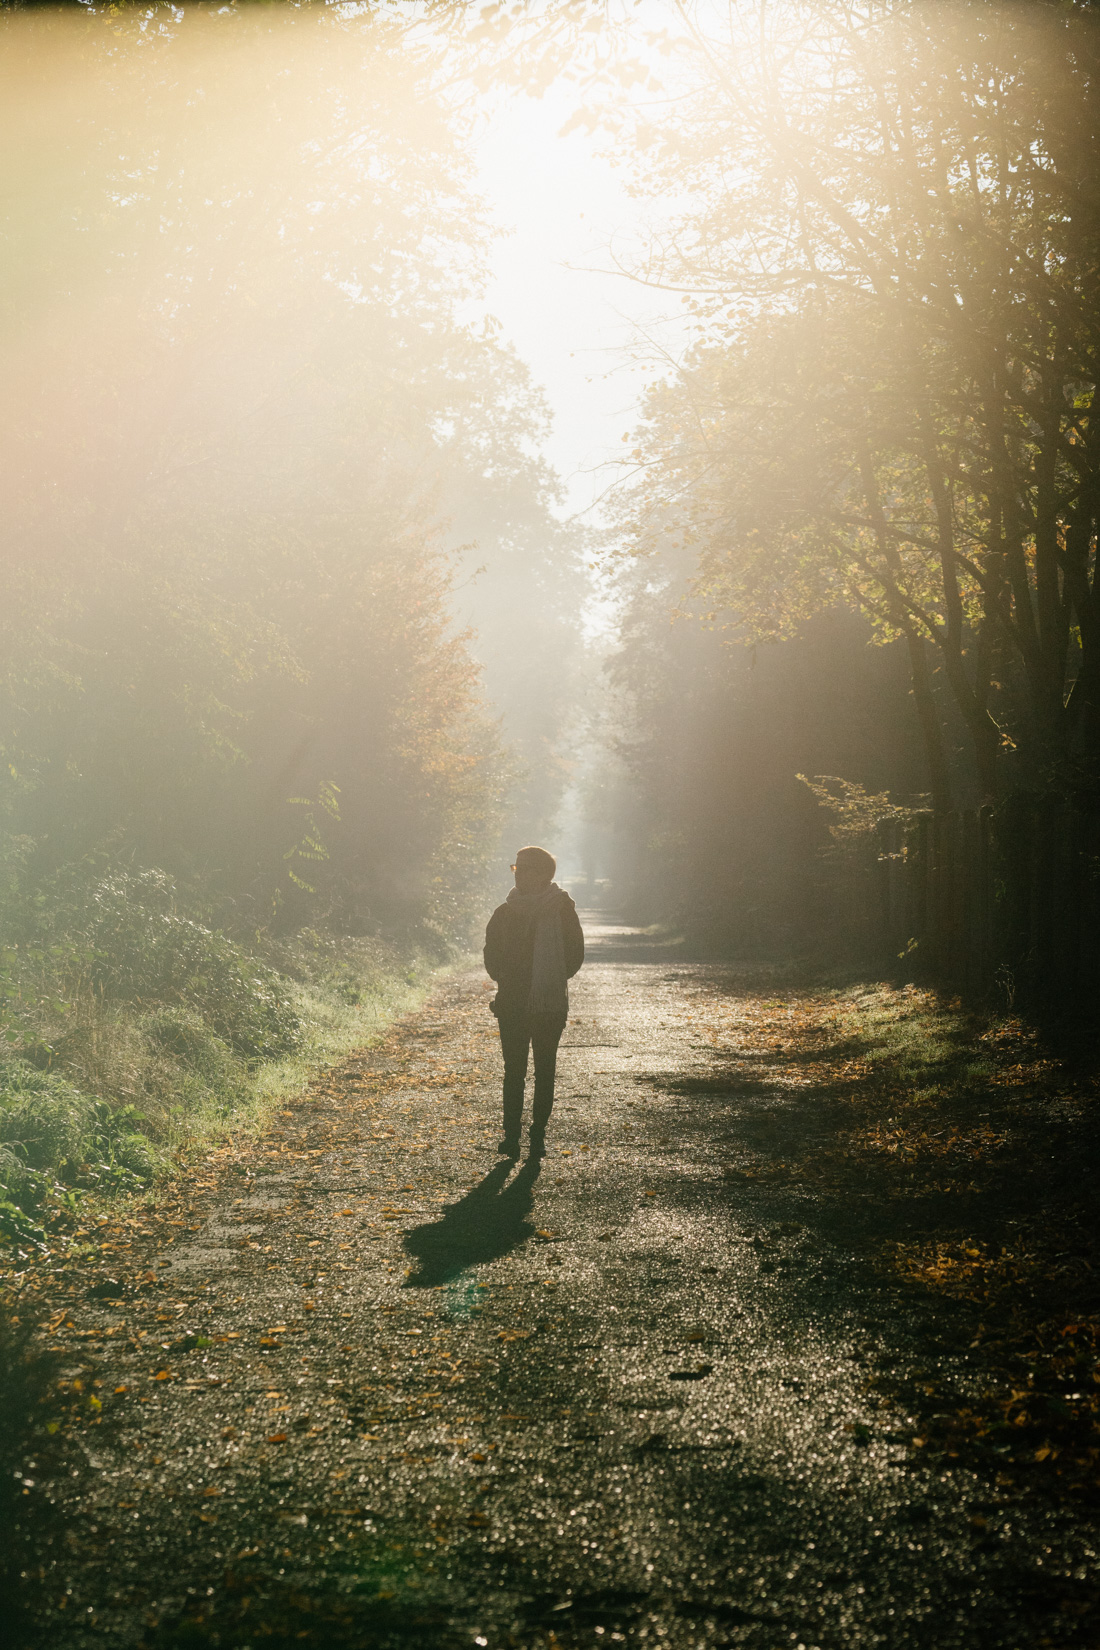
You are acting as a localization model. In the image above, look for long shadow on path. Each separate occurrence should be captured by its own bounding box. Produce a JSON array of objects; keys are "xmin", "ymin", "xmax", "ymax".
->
[{"xmin": 402, "ymin": 1156, "xmax": 543, "ymax": 1287}]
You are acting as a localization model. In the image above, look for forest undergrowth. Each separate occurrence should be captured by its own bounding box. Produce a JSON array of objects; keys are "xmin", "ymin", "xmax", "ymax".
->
[
  {"xmin": 0, "ymin": 859, "xmax": 458, "ymax": 1258},
  {"xmin": 690, "ymin": 979, "xmax": 1100, "ymax": 1501}
]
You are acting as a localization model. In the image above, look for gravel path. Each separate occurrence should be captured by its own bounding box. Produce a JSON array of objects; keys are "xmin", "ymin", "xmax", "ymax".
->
[{"xmin": 16, "ymin": 918, "xmax": 1096, "ymax": 1648}]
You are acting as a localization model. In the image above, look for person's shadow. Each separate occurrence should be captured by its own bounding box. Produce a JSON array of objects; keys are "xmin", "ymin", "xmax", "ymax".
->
[{"xmin": 402, "ymin": 1157, "xmax": 543, "ymax": 1287}]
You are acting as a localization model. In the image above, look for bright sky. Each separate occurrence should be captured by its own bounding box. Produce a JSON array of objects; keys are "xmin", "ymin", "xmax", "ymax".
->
[{"xmin": 474, "ymin": 84, "xmax": 683, "ymax": 522}]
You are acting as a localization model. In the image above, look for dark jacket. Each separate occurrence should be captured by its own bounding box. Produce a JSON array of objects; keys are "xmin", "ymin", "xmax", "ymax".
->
[{"xmin": 483, "ymin": 891, "xmax": 584, "ymax": 1020}]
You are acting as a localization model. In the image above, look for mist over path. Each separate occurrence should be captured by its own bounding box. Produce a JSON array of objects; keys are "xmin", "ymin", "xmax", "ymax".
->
[{"xmin": 19, "ymin": 920, "xmax": 1092, "ymax": 1649}]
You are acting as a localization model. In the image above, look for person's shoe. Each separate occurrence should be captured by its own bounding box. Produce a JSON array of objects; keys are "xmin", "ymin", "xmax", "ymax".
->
[
  {"xmin": 527, "ymin": 1130, "xmax": 546, "ymax": 1159},
  {"xmin": 497, "ymin": 1137, "xmax": 520, "ymax": 1158}
]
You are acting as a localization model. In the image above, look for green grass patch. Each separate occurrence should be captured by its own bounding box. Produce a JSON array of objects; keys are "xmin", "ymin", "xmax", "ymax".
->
[
  {"xmin": 828, "ymin": 982, "xmax": 997, "ymax": 1094},
  {"xmin": 0, "ymin": 863, "xmax": 466, "ymax": 1241}
]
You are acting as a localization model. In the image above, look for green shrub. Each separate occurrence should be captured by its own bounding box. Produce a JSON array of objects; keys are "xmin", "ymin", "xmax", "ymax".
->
[
  {"xmin": 0, "ymin": 1147, "xmax": 52, "ymax": 1212},
  {"xmin": 37, "ymin": 868, "xmax": 302, "ymax": 1061},
  {"xmin": 140, "ymin": 1006, "xmax": 249, "ymax": 1116},
  {"xmin": 0, "ymin": 1195, "xmax": 47, "ymax": 1250},
  {"xmin": 0, "ymin": 1065, "xmax": 94, "ymax": 1174},
  {"xmin": 0, "ymin": 1060, "xmax": 161, "ymax": 1208}
]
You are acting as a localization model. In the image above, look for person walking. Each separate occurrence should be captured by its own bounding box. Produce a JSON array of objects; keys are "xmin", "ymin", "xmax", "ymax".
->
[{"xmin": 483, "ymin": 846, "xmax": 584, "ymax": 1159}]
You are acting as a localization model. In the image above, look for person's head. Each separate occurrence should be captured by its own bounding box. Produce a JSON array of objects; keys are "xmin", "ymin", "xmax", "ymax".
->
[{"xmin": 512, "ymin": 845, "xmax": 556, "ymax": 894}]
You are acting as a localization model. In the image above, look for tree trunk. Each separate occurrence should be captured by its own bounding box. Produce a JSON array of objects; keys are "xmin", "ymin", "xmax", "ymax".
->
[{"xmin": 905, "ymin": 631, "xmax": 953, "ymax": 810}]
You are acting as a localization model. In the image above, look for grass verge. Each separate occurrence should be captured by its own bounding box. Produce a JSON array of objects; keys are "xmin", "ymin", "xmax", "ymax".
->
[{"xmin": 0, "ymin": 914, "xmax": 465, "ymax": 1268}]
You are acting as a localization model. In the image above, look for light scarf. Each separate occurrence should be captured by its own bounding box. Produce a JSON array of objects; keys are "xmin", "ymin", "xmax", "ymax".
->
[{"xmin": 506, "ymin": 881, "xmax": 568, "ymax": 1015}]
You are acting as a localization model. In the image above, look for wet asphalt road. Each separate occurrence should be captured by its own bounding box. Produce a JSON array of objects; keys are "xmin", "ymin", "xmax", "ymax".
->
[{"xmin": 20, "ymin": 918, "xmax": 1097, "ymax": 1648}]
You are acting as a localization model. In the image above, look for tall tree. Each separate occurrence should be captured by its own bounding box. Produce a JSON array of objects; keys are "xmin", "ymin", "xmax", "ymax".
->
[
  {"xmin": 613, "ymin": 0, "xmax": 1100, "ymax": 803},
  {"xmin": 0, "ymin": 4, "xmax": 574, "ymax": 928}
]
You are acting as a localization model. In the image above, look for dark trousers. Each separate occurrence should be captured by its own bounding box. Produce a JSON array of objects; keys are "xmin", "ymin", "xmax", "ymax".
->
[{"xmin": 497, "ymin": 1012, "xmax": 566, "ymax": 1141}]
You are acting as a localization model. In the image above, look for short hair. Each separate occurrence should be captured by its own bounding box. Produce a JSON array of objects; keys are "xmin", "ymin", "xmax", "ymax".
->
[{"xmin": 513, "ymin": 845, "xmax": 556, "ymax": 878}]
